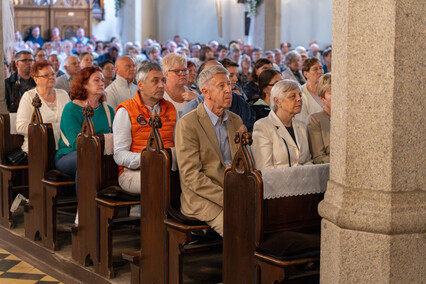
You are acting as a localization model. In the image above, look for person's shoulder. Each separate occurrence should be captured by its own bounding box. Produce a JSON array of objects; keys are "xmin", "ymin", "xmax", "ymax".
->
[
  {"xmin": 55, "ymin": 88, "xmax": 69, "ymax": 98},
  {"xmin": 254, "ymin": 115, "xmax": 273, "ymax": 127},
  {"xmin": 5, "ymin": 72, "xmax": 18, "ymax": 84},
  {"xmin": 293, "ymin": 117, "xmax": 308, "ymax": 129},
  {"xmin": 56, "ymin": 74, "xmax": 66, "ymax": 82},
  {"xmin": 307, "ymin": 111, "xmax": 323, "ymax": 123}
]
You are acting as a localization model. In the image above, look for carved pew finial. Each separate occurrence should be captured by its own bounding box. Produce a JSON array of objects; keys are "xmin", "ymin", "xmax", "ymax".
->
[
  {"xmin": 31, "ymin": 93, "xmax": 43, "ymax": 124},
  {"xmin": 82, "ymin": 102, "xmax": 95, "ymax": 118},
  {"xmin": 148, "ymin": 111, "xmax": 162, "ymax": 129},
  {"xmin": 80, "ymin": 102, "xmax": 95, "ymax": 137},
  {"xmin": 146, "ymin": 112, "xmax": 164, "ymax": 152},
  {"xmin": 234, "ymin": 125, "xmax": 252, "ymax": 146},
  {"xmin": 232, "ymin": 125, "xmax": 255, "ymax": 174}
]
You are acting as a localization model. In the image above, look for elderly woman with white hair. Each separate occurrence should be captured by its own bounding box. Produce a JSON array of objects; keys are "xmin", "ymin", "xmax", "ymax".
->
[
  {"xmin": 282, "ymin": 50, "xmax": 306, "ymax": 85},
  {"xmin": 252, "ymin": 79, "xmax": 312, "ymax": 170}
]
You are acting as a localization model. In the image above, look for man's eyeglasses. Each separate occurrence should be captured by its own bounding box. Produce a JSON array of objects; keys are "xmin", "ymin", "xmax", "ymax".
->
[
  {"xmin": 35, "ymin": 73, "xmax": 55, "ymax": 79},
  {"xmin": 168, "ymin": 69, "xmax": 188, "ymax": 75},
  {"xmin": 17, "ymin": 59, "xmax": 35, "ymax": 63}
]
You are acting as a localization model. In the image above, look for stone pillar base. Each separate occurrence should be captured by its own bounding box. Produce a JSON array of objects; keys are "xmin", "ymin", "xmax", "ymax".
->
[{"xmin": 320, "ymin": 219, "xmax": 425, "ymax": 284}]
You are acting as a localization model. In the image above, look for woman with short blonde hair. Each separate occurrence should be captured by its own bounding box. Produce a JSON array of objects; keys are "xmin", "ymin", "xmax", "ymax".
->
[{"xmin": 307, "ymin": 73, "xmax": 332, "ymax": 164}]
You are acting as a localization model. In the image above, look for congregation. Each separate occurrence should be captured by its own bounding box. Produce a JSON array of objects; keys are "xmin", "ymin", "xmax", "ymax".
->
[{"xmin": 4, "ymin": 25, "xmax": 332, "ymax": 236}]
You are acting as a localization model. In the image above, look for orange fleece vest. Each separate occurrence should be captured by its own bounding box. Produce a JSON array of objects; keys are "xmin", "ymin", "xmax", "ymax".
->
[{"xmin": 116, "ymin": 92, "xmax": 177, "ymax": 176}]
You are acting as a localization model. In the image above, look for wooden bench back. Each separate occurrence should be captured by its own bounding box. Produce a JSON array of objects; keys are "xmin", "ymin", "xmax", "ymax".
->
[
  {"xmin": 73, "ymin": 105, "xmax": 116, "ymax": 265},
  {"xmin": 25, "ymin": 95, "xmax": 56, "ymax": 240},
  {"xmin": 223, "ymin": 126, "xmax": 323, "ymax": 283},
  {"xmin": 223, "ymin": 126, "xmax": 263, "ymax": 283},
  {"xmin": 140, "ymin": 114, "xmax": 171, "ymax": 283}
]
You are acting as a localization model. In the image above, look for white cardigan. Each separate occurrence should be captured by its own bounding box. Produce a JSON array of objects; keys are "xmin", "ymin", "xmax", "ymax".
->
[
  {"xmin": 252, "ymin": 111, "xmax": 312, "ymax": 170},
  {"xmin": 295, "ymin": 84, "xmax": 323, "ymax": 122},
  {"xmin": 16, "ymin": 88, "xmax": 70, "ymax": 152}
]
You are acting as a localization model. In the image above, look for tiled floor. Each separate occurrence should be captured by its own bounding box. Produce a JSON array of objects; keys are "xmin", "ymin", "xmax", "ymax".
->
[{"xmin": 0, "ymin": 247, "xmax": 63, "ymax": 284}]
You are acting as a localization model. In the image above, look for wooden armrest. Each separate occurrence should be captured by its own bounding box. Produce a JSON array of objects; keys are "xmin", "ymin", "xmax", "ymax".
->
[
  {"xmin": 0, "ymin": 164, "xmax": 28, "ymax": 170},
  {"xmin": 95, "ymin": 197, "xmax": 139, "ymax": 207},
  {"xmin": 41, "ymin": 179, "xmax": 75, "ymax": 187},
  {"xmin": 122, "ymin": 251, "xmax": 141, "ymax": 262},
  {"xmin": 164, "ymin": 218, "xmax": 210, "ymax": 231},
  {"xmin": 254, "ymin": 251, "xmax": 319, "ymax": 267}
]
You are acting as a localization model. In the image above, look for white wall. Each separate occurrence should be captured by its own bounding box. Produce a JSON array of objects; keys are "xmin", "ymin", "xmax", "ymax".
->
[
  {"xmin": 281, "ymin": 0, "xmax": 332, "ymax": 49},
  {"xmin": 156, "ymin": 0, "xmax": 247, "ymax": 45},
  {"xmin": 91, "ymin": 0, "xmax": 332, "ymax": 50}
]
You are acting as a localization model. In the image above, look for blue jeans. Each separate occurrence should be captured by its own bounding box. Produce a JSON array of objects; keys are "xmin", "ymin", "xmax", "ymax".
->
[
  {"xmin": 55, "ymin": 151, "xmax": 77, "ymax": 176},
  {"xmin": 55, "ymin": 151, "xmax": 78, "ymax": 194}
]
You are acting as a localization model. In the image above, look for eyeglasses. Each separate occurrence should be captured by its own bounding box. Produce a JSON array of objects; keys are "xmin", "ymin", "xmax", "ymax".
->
[
  {"xmin": 168, "ymin": 69, "xmax": 188, "ymax": 75},
  {"xmin": 17, "ymin": 59, "xmax": 34, "ymax": 63},
  {"xmin": 35, "ymin": 73, "xmax": 55, "ymax": 79}
]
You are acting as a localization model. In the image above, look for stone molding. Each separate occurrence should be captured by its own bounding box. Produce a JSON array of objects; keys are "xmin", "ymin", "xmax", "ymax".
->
[{"xmin": 319, "ymin": 180, "xmax": 426, "ymax": 235}]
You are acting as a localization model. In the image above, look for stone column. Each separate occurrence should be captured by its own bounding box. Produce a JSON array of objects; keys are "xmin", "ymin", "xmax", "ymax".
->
[
  {"xmin": 251, "ymin": 0, "xmax": 280, "ymax": 51},
  {"xmin": 120, "ymin": 0, "xmax": 142, "ymax": 44},
  {"xmin": 0, "ymin": 1, "xmax": 8, "ymax": 113},
  {"xmin": 141, "ymin": 0, "xmax": 158, "ymax": 42},
  {"xmin": 318, "ymin": 0, "xmax": 425, "ymax": 283}
]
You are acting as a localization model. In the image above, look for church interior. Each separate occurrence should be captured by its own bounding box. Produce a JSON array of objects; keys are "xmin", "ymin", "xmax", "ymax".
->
[{"xmin": 0, "ymin": 0, "xmax": 424, "ymax": 283}]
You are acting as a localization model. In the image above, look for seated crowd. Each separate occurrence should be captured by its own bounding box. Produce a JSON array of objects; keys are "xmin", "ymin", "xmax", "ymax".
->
[{"xmin": 4, "ymin": 26, "xmax": 332, "ymax": 236}]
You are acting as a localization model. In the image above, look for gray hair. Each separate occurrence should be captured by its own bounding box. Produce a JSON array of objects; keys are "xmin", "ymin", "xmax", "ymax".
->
[
  {"xmin": 15, "ymin": 50, "xmax": 33, "ymax": 61},
  {"xmin": 284, "ymin": 50, "xmax": 301, "ymax": 66},
  {"xmin": 270, "ymin": 79, "xmax": 301, "ymax": 112},
  {"xmin": 197, "ymin": 65, "xmax": 229, "ymax": 90},
  {"xmin": 64, "ymin": 55, "xmax": 79, "ymax": 66},
  {"xmin": 136, "ymin": 61, "xmax": 163, "ymax": 82},
  {"xmin": 161, "ymin": 53, "xmax": 187, "ymax": 72},
  {"xmin": 147, "ymin": 44, "xmax": 160, "ymax": 55}
]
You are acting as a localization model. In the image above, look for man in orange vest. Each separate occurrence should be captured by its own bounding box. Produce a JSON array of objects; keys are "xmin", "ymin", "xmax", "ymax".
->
[{"xmin": 113, "ymin": 62, "xmax": 177, "ymax": 200}]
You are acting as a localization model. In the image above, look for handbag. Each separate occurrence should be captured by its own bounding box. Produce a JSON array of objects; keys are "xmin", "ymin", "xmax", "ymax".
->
[{"xmin": 7, "ymin": 149, "xmax": 28, "ymax": 166}]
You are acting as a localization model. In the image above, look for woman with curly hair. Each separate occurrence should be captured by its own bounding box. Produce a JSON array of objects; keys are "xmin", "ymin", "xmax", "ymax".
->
[{"xmin": 55, "ymin": 66, "xmax": 114, "ymax": 178}]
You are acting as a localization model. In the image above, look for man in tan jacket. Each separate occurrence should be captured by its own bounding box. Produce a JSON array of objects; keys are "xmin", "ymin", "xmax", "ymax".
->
[{"xmin": 175, "ymin": 65, "xmax": 243, "ymax": 236}]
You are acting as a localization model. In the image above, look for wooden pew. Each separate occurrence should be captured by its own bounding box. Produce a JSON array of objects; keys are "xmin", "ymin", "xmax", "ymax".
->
[
  {"xmin": 24, "ymin": 94, "xmax": 76, "ymax": 250},
  {"xmin": 72, "ymin": 104, "xmax": 139, "ymax": 278},
  {"xmin": 0, "ymin": 113, "xmax": 28, "ymax": 228},
  {"xmin": 223, "ymin": 127, "xmax": 323, "ymax": 283},
  {"xmin": 123, "ymin": 114, "xmax": 221, "ymax": 284}
]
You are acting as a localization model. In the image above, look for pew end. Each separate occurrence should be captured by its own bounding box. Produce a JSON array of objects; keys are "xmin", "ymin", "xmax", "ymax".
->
[
  {"xmin": 24, "ymin": 94, "xmax": 77, "ymax": 251},
  {"xmin": 224, "ymin": 127, "xmax": 323, "ymax": 284},
  {"xmin": 73, "ymin": 104, "xmax": 140, "ymax": 279},
  {"xmin": 0, "ymin": 113, "xmax": 28, "ymax": 228}
]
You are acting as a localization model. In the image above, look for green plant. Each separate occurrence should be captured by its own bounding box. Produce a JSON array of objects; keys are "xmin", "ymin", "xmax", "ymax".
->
[
  {"xmin": 247, "ymin": 0, "xmax": 262, "ymax": 17},
  {"xmin": 115, "ymin": 0, "xmax": 123, "ymax": 16}
]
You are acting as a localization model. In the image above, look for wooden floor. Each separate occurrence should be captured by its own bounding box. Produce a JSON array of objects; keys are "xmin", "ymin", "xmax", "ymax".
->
[{"xmin": 0, "ymin": 208, "xmax": 223, "ymax": 284}]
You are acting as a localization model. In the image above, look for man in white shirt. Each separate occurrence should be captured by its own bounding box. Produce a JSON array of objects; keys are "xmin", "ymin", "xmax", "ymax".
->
[
  {"xmin": 105, "ymin": 56, "xmax": 137, "ymax": 110},
  {"xmin": 55, "ymin": 55, "xmax": 80, "ymax": 93}
]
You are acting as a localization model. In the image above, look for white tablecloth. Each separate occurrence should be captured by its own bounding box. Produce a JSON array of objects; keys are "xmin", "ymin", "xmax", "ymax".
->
[{"xmin": 261, "ymin": 164, "xmax": 329, "ymax": 199}]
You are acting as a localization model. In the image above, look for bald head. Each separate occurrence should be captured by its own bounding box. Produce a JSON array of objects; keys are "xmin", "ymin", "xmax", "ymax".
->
[
  {"xmin": 64, "ymin": 55, "xmax": 80, "ymax": 77},
  {"xmin": 115, "ymin": 56, "xmax": 136, "ymax": 83}
]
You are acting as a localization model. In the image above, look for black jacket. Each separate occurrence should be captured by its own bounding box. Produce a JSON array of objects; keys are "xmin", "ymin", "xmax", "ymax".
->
[{"xmin": 5, "ymin": 72, "xmax": 36, "ymax": 113}]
